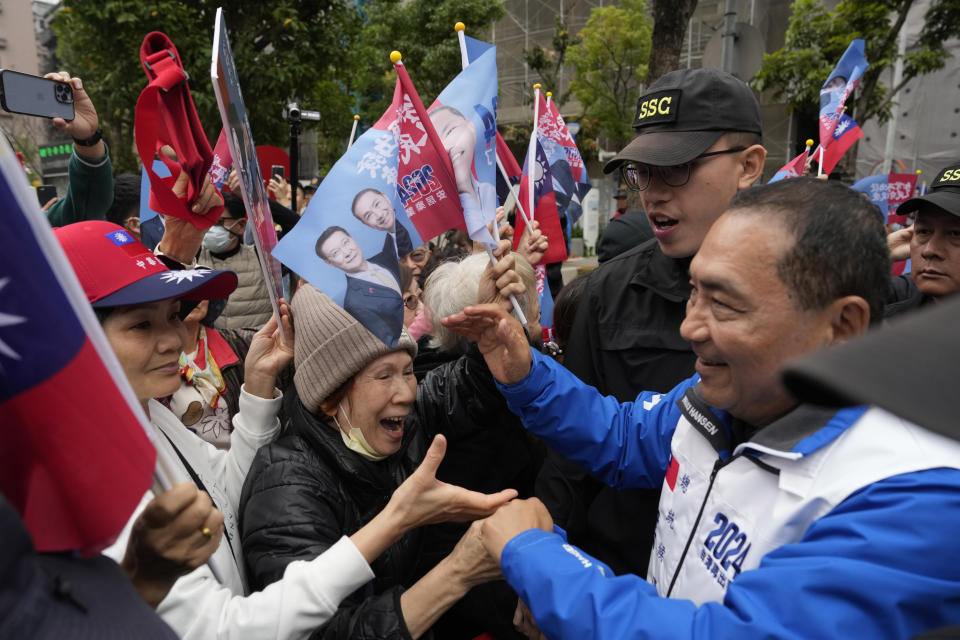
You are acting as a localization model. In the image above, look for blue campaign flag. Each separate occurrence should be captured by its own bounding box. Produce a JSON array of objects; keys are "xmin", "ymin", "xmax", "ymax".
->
[
  {"xmin": 430, "ymin": 40, "xmax": 499, "ymax": 246},
  {"xmin": 851, "ymin": 174, "xmax": 889, "ymax": 211},
  {"xmin": 273, "ymin": 93, "xmax": 423, "ymax": 349},
  {"xmin": 819, "ymin": 39, "xmax": 869, "ymax": 147}
]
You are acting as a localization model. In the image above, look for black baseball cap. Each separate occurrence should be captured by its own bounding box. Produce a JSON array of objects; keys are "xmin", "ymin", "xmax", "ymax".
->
[
  {"xmin": 781, "ymin": 296, "xmax": 960, "ymax": 443},
  {"xmin": 603, "ymin": 68, "xmax": 763, "ymax": 173},
  {"xmin": 898, "ymin": 162, "xmax": 960, "ymax": 218}
]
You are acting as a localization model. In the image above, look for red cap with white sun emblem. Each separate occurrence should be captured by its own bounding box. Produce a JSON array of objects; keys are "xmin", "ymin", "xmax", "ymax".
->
[{"xmin": 54, "ymin": 221, "xmax": 237, "ymax": 307}]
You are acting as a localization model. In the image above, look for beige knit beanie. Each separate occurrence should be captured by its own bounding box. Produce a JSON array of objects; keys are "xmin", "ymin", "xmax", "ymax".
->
[{"xmin": 291, "ymin": 283, "xmax": 418, "ymax": 413}]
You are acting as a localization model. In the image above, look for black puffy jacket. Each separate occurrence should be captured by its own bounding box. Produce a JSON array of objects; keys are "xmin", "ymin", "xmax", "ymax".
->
[
  {"xmin": 239, "ymin": 347, "xmax": 541, "ymax": 640},
  {"xmin": 240, "ymin": 391, "xmax": 429, "ymax": 640}
]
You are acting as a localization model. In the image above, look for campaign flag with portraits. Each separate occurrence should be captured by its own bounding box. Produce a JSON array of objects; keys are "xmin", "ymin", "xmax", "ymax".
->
[
  {"xmin": 819, "ymin": 114, "xmax": 863, "ymax": 176},
  {"xmin": 424, "ymin": 40, "xmax": 499, "ymax": 248},
  {"xmin": 0, "ymin": 135, "xmax": 155, "ymax": 556},
  {"xmin": 514, "ymin": 139, "xmax": 568, "ymax": 265},
  {"xmin": 769, "ymin": 148, "xmax": 810, "ymax": 183},
  {"xmin": 273, "ymin": 62, "xmax": 428, "ymax": 348},
  {"xmin": 819, "ymin": 39, "xmax": 869, "ymax": 148},
  {"xmin": 537, "ymin": 93, "xmax": 591, "ymax": 228},
  {"xmin": 211, "ymin": 8, "xmax": 286, "ymax": 339}
]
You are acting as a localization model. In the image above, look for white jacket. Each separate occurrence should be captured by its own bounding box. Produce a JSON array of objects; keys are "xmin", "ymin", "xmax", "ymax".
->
[{"xmin": 105, "ymin": 387, "xmax": 375, "ymax": 639}]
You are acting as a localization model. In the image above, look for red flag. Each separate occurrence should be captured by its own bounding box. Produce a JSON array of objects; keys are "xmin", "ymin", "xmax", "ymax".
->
[
  {"xmin": 496, "ymin": 131, "xmax": 522, "ymax": 180},
  {"xmin": 392, "ymin": 60, "xmax": 466, "ymax": 242},
  {"xmin": 513, "ymin": 138, "xmax": 568, "ymax": 264},
  {"xmin": 0, "ymin": 140, "xmax": 155, "ymax": 556},
  {"xmin": 208, "ymin": 128, "xmax": 232, "ymax": 189},
  {"xmin": 495, "ymin": 131, "xmax": 522, "ymax": 208},
  {"xmin": 769, "ymin": 149, "xmax": 810, "ymax": 183},
  {"xmin": 887, "ymin": 172, "xmax": 919, "ymax": 227}
]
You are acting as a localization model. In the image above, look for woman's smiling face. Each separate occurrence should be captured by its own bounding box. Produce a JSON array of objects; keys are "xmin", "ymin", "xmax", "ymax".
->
[
  {"xmin": 338, "ymin": 350, "xmax": 417, "ymax": 456},
  {"xmin": 101, "ymin": 298, "xmax": 187, "ymax": 407}
]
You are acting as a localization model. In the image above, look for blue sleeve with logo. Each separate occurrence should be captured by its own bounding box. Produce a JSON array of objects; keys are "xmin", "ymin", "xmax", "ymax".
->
[
  {"xmin": 501, "ymin": 468, "xmax": 960, "ymax": 640},
  {"xmin": 497, "ymin": 348, "xmax": 698, "ymax": 490}
]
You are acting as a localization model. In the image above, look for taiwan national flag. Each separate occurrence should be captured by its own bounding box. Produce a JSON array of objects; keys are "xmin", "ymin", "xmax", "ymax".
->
[
  {"xmin": 818, "ymin": 114, "xmax": 863, "ymax": 176},
  {"xmin": 514, "ymin": 138, "xmax": 568, "ymax": 265},
  {"xmin": 0, "ymin": 136, "xmax": 156, "ymax": 556},
  {"xmin": 769, "ymin": 148, "xmax": 809, "ymax": 183},
  {"xmin": 819, "ymin": 39, "xmax": 869, "ymax": 148},
  {"xmin": 536, "ymin": 93, "xmax": 591, "ymax": 228}
]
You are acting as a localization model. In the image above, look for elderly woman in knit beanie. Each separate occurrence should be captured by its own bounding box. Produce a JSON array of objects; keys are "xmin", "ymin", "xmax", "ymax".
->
[{"xmin": 240, "ymin": 245, "xmax": 527, "ymax": 639}]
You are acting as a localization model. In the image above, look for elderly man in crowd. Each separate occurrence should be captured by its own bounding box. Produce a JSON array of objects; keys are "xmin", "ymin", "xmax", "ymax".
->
[{"xmin": 443, "ymin": 177, "xmax": 960, "ymax": 639}]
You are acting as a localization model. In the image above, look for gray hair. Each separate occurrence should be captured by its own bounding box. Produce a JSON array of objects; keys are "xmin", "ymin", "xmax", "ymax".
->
[{"xmin": 425, "ymin": 252, "xmax": 536, "ymax": 352}]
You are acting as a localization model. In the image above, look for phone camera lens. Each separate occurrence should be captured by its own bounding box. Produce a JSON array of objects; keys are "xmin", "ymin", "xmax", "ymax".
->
[{"xmin": 55, "ymin": 83, "xmax": 73, "ymax": 104}]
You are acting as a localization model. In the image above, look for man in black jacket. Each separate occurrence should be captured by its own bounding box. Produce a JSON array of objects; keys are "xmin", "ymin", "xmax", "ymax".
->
[
  {"xmin": 537, "ymin": 68, "xmax": 766, "ymax": 577},
  {"xmin": 885, "ymin": 161, "xmax": 960, "ymax": 318}
]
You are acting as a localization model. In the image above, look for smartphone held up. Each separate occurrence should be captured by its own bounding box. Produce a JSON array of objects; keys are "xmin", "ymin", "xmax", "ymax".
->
[{"xmin": 0, "ymin": 70, "xmax": 75, "ymax": 121}]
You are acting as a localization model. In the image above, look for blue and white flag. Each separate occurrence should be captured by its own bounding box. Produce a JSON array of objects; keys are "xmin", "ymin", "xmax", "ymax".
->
[
  {"xmin": 429, "ymin": 37, "xmax": 499, "ymax": 247},
  {"xmin": 819, "ymin": 39, "xmax": 869, "ymax": 148},
  {"xmin": 273, "ymin": 70, "xmax": 426, "ymax": 348}
]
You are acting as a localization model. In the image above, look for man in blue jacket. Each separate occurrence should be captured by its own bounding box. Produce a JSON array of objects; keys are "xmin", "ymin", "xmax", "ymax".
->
[{"xmin": 443, "ymin": 177, "xmax": 960, "ymax": 639}]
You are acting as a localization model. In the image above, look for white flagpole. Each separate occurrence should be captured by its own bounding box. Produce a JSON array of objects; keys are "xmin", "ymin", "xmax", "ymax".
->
[
  {"xmin": 529, "ymin": 83, "xmax": 541, "ymax": 221},
  {"xmin": 347, "ymin": 114, "xmax": 360, "ymax": 149},
  {"xmin": 817, "ymin": 145, "xmax": 825, "ymax": 177},
  {"xmin": 496, "ymin": 158, "xmax": 531, "ymax": 226},
  {"xmin": 454, "ymin": 22, "xmax": 527, "ymax": 325}
]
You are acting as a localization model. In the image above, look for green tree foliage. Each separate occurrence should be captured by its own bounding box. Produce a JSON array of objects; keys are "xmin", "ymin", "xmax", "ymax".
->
[
  {"xmin": 567, "ymin": 0, "xmax": 653, "ymax": 149},
  {"xmin": 522, "ymin": 16, "xmax": 580, "ymax": 106},
  {"xmin": 53, "ymin": 0, "xmax": 364, "ymax": 172},
  {"xmin": 356, "ymin": 0, "xmax": 505, "ymax": 121},
  {"xmin": 753, "ymin": 0, "xmax": 960, "ymax": 127}
]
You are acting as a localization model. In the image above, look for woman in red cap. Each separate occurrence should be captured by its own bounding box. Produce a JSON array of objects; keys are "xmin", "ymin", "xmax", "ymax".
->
[{"xmin": 54, "ymin": 217, "xmax": 512, "ymax": 640}]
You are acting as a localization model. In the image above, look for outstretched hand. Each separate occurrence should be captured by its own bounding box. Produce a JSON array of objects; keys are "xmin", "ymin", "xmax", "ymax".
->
[
  {"xmin": 243, "ymin": 298, "xmax": 294, "ymax": 399},
  {"xmin": 444, "ymin": 520, "xmax": 503, "ymax": 589},
  {"xmin": 122, "ymin": 482, "xmax": 223, "ymax": 608},
  {"xmin": 389, "ymin": 434, "xmax": 518, "ymax": 532},
  {"xmin": 441, "ymin": 303, "xmax": 532, "ymax": 384}
]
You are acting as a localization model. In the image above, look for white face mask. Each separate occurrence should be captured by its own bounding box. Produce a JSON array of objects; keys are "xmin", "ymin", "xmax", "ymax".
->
[
  {"xmin": 333, "ymin": 402, "xmax": 388, "ymax": 462},
  {"xmin": 202, "ymin": 222, "xmax": 238, "ymax": 253}
]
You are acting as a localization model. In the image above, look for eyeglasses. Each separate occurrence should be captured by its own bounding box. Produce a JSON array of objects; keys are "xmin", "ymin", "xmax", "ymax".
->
[
  {"xmin": 216, "ymin": 217, "xmax": 241, "ymax": 229},
  {"xmin": 403, "ymin": 293, "xmax": 423, "ymax": 311},
  {"xmin": 620, "ymin": 146, "xmax": 747, "ymax": 191},
  {"xmin": 405, "ymin": 249, "xmax": 429, "ymax": 265}
]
